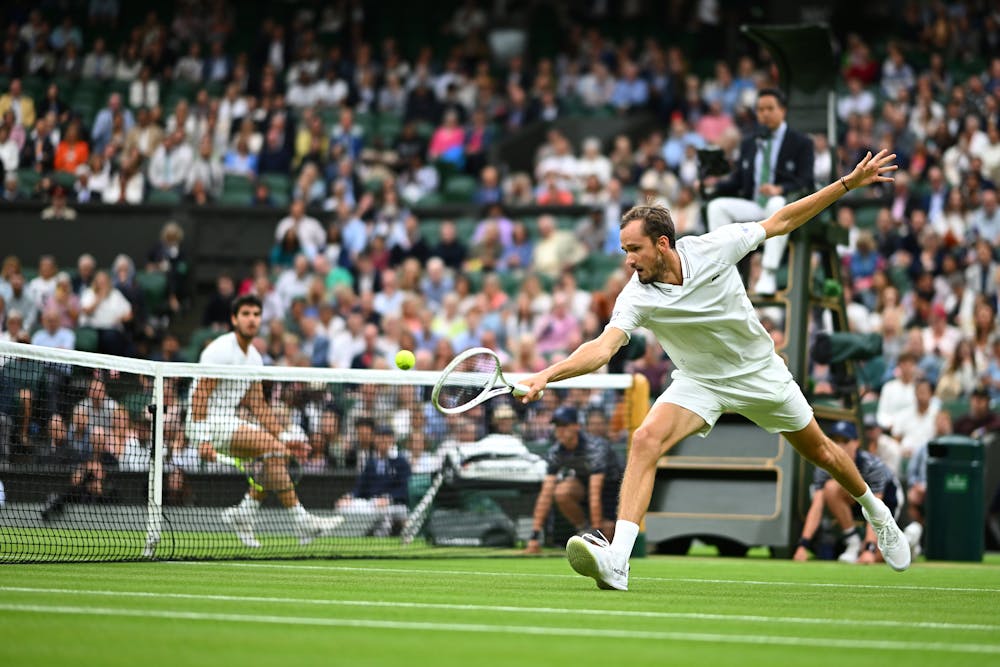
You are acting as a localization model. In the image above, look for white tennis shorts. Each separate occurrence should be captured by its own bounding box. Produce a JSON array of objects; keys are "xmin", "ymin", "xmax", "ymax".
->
[
  {"xmin": 184, "ymin": 415, "xmax": 261, "ymax": 454},
  {"xmin": 656, "ymin": 355, "xmax": 813, "ymax": 437}
]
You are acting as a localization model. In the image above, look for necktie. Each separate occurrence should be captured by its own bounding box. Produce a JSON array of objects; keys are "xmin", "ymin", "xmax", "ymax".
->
[{"xmin": 757, "ymin": 138, "xmax": 772, "ymax": 207}]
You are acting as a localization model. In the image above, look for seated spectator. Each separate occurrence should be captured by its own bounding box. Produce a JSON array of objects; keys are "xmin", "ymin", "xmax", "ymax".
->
[
  {"xmin": 935, "ymin": 340, "xmax": 981, "ymax": 401},
  {"xmin": 54, "ymin": 122, "xmax": 89, "ymax": 175},
  {"xmin": 124, "ymin": 106, "xmax": 164, "ymax": 160},
  {"xmin": 891, "ymin": 378, "xmax": 940, "ymax": 457},
  {"xmin": 185, "ymin": 136, "xmax": 223, "ymax": 201},
  {"xmin": 223, "ymin": 137, "xmax": 258, "ymax": 177},
  {"xmin": 0, "ymin": 79, "xmax": 36, "ymax": 130},
  {"xmin": 79, "ymin": 270, "xmax": 133, "ymax": 355},
  {"xmin": 82, "ymin": 37, "xmax": 115, "ymax": 80},
  {"xmin": 861, "ymin": 414, "xmax": 902, "ymax": 478},
  {"xmin": 876, "ymin": 351, "xmax": 919, "ymax": 432},
  {"xmin": 953, "ymin": 386, "xmax": 1000, "ymax": 440},
  {"xmin": 40, "ymin": 187, "xmax": 77, "ymax": 221},
  {"xmin": 428, "ymin": 109, "xmax": 465, "ymax": 169},
  {"xmin": 531, "ymin": 215, "xmax": 587, "ymax": 279},
  {"xmin": 524, "ymin": 406, "xmax": 622, "ymax": 553},
  {"xmin": 274, "ymin": 200, "xmax": 326, "ymax": 261},
  {"xmin": 201, "ymin": 274, "xmax": 236, "ymax": 331},
  {"xmin": 129, "ymin": 65, "xmax": 160, "ymax": 110},
  {"xmin": 20, "ymin": 117, "xmax": 56, "ymax": 173},
  {"xmin": 793, "ymin": 421, "xmax": 902, "ymax": 564},
  {"xmin": 335, "ymin": 424, "xmax": 411, "ymax": 536},
  {"xmin": 91, "ymin": 93, "xmax": 134, "ymax": 155},
  {"xmin": 5, "ymin": 272, "xmax": 38, "ymax": 330},
  {"xmin": 147, "ymin": 130, "xmax": 194, "ymax": 193},
  {"xmin": 258, "ymin": 124, "xmax": 294, "ymax": 174},
  {"xmin": 42, "ymin": 272, "xmax": 80, "ymax": 328},
  {"xmin": 431, "ymin": 221, "xmax": 468, "ymax": 271},
  {"xmin": 102, "ymin": 152, "xmax": 145, "ymax": 204},
  {"xmin": 41, "ymin": 425, "xmax": 119, "ymax": 521},
  {"xmin": 146, "ymin": 221, "xmax": 190, "ymax": 313}
]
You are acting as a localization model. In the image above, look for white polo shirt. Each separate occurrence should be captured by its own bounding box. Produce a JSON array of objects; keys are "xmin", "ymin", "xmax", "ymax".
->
[
  {"xmin": 192, "ymin": 332, "xmax": 263, "ymax": 416},
  {"xmin": 607, "ymin": 222, "xmax": 775, "ymax": 381}
]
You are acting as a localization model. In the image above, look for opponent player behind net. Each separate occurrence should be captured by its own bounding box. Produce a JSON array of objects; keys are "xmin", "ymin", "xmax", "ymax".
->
[
  {"xmin": 186, "ymin": 294, "xmax": 342, "ymax": 548},
  {"xmin": 517, "ymin": 150, "xmax": 911, "ymax": 590}
]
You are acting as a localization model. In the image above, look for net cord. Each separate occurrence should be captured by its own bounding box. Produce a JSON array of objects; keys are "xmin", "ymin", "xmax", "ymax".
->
[{"xmin": 0, "ymin": 341, "xmax": 632, "ymax": 389}]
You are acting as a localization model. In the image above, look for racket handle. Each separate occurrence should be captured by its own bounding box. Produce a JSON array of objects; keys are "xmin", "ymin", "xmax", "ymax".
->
[{"xmin": 513, "ymin": 384, "xmax": 544, "ymax": 399}]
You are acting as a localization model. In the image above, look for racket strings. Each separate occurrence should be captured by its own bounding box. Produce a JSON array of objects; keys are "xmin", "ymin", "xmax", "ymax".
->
[{"xmin": 435, "ymin": 352, "xmax": 500, "ymax": 410}]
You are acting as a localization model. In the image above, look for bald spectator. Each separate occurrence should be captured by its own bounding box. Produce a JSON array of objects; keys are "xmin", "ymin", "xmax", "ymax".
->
[{"xmin": 531, "ymin": 215, "xmax": 587, "ymax": 279}]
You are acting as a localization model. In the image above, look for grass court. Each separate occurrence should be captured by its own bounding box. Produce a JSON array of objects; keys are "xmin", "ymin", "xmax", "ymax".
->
[{"xmin": 2, "ymin": 552, "xmax": 999, "ymax": 666}]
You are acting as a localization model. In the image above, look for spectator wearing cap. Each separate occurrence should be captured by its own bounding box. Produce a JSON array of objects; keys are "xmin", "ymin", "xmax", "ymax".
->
[
  {"xmin": 491, "ymin": 403, "xmax": 519, "ymax": 437},
  {"xmin": 336, "ymin": 424, "xmax": 411, "ymax": 537},
  {"xmin": 954, "ymin": 386, "xmax": 1000, "ymax": 440},
  {"xmin": 524, "ymin": 405, "xmax": 623, "ymax": 554},
  {"xmin": 794, "ymin": 420, "xmax": 902, "ymax": 564}
]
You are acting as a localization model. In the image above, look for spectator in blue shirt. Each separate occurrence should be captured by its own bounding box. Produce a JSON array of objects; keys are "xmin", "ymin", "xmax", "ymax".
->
[{"xmin": 611, "ymin": 61, "xmax": 649, "ymax": 113}]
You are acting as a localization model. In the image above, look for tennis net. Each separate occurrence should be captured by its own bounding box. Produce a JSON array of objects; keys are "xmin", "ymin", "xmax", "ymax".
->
[{"xmin": 0, "ymin": 340, "xmax": 647, "ymax": 562}]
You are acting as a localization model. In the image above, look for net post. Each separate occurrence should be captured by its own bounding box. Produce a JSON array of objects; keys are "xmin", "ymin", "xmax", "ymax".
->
[
  {"xmin": 626, "ymin": 373, "xmax": 650, "ymax": 558},
  {"xmin": 143, "ymin": 369, "xmax": 165, "ymax": 559}
]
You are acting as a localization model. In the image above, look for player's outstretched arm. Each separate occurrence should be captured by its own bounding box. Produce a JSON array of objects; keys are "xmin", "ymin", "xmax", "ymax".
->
[
  {"xmin": 518, "ymin": 327, "xmax": 628, "ymax": 401},
  {"xmin": 762, "ymin": 149, "xmax": 896, "ymax": 239}
]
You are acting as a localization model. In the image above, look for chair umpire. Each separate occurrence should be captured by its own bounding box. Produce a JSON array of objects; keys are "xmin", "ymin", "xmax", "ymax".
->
[{"xmin": 705, "ymin": 88, "xmax": 814, "ymax": 295}]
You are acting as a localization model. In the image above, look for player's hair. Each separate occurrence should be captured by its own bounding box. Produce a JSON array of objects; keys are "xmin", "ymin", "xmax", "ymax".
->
[
  {"xmin": 757, "ymin": 87, "xmax": 787, "ymax": 108},
  {"xmin": 620, "ymin": 204, "xmax": 676, "ymax": 248},
  {"xmin": 230, "ymin": 294, "xmax": 263, "ymax": 316}
]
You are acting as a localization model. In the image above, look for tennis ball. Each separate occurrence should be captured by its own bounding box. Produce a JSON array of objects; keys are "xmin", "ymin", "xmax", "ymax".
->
[{"xmin": 395, "ymin": 349, "xmax": 416, "ymax": 370}]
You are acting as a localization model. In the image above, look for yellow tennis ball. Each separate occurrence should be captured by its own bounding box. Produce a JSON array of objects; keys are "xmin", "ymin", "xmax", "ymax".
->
[{"xmin": 395, "ymin": 349, "xmax": 416, "ymax": 370}]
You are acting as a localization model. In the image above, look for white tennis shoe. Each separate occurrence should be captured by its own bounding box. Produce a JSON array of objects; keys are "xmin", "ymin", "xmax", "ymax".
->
[
  {"xmin": 297, "ymin": 513, "xmax": 344, "ymax": 545},
  {"xmin": 566, "ymin": 532, "xmax": 629, "ymax": 591},
  {"xmin": 863, "ymin": 506, "xmax": 911, "ymax": 571},
  {"xmin": 222, "ymin": 506, "xmax": 261, "ymax": 549}
]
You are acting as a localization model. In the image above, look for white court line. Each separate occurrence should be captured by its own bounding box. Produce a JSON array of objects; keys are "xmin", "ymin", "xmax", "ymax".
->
[
  {"xmin": 1, "ymin": 585, "xmax": 996, "ymax": 632},
  {"xmin": 1, "ymin": 602, "xmax": 998, "ymax": 655},
  {"xmin": 181, "ymin": 561, "xmax": 1000, "ymax": 595}
]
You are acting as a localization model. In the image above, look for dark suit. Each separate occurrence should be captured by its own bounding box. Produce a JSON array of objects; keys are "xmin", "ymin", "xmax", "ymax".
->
[
  {"xmin": 713, "ymin": 126, "xmax": 814, "ymax": 200},
  {"xmin": 706, "ymin": 123, "xmax": 815, "ymax": 294}
]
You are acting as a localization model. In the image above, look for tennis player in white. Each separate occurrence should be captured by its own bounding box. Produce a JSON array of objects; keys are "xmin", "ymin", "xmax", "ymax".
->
[
  {"xmin": 187, "ymin": 294, "xmax": 342, "ymax": 548},
  {"xmin": 518, "ymin": 150, "xmax": 909, "ymax": 590}
]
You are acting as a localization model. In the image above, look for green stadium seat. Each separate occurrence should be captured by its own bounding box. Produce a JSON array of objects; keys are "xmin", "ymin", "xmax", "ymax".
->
[
  {"xmin": 218, "ymin": 189, "xmax": 252, "ymax": 206},
  {"xmin": 136, "ymin": 271, "xmax": 168, "ymax": 314},
  {"xmin": 51, "ymin": 171, "xmax": 77, "ymax": 189},
  {"xmin": 147, "ymin": 189, "xmax": 182, "ymax": 205},
  {"xmin": 223, "ymin": 173, "xmax": 255, "ymax": 196},
  {"xmin": 854, "ymin": 205, "xmax": 879, "ymax": 231},
  {"xmin": 15, "ymin": 168, "xmax": 41, "ymax": 197},
  {"xmin": 185, "ymin": 327, "xmax": 224, "ymax": 361},
  {"xmin": 443, "ymin": 175, "xmax": 478, "ymax": 203},
  {"xmin": 259, "ymin": 173, "xmax": 291, "ymax": 197},
  {"xmin": 415, "ymin": 191, "xmax": 445, "ymax": 207},
  {"xmin": 376, "ymin": 114, "xmax": 402, "ymax": 143},
  {"xmin": 74, "ymin": 327, "xmax": 99, "ymax": 353}
]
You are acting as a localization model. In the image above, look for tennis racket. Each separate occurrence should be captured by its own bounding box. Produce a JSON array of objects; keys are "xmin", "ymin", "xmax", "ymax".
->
[
  {"xmin": 216, "ymin": 452, "xmax": 303, "ymax": 493},
  {"xmin": 431, "ymin": 347, "xmax": 542, "ymax": 415}
]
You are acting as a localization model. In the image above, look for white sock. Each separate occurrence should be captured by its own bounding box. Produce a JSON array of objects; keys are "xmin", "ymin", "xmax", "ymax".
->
[
  {"xmin": 611, "ymin": 520, "xmax": 640, "ymax": 561},
  {"xmin": 237, "ymin": 494, "xmax": 261, "ymax": 513},
  {"xmin": 287, "ymin": 503, "xmax": 309, "ymax": 520},
  {"xmin": 853, "ymin": 487, "xmax": 886, "ymax": 520}
]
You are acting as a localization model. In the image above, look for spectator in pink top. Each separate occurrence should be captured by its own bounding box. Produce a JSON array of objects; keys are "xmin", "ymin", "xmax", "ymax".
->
[
  {"xmin": 533, "ymin": 292, "xmax": 581, "ymax": 356},
  {"xmin": 428, "ymin": 110, "xmax": 465, "ymax": 168}
]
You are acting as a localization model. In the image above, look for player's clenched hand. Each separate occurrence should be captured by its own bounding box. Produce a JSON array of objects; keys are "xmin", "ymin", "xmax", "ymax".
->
[{"xmin": 517, "ymin": 374, "xmax": 549, "ymax": 403}]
